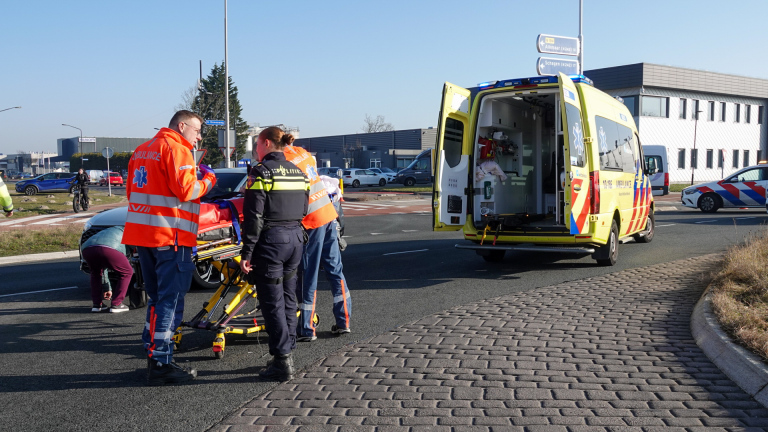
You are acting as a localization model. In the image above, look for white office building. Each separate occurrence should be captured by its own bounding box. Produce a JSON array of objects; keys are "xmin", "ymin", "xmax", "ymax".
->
[{"xmin": 586, "ymin": 63, "xmax": 768, "ymax": 184}]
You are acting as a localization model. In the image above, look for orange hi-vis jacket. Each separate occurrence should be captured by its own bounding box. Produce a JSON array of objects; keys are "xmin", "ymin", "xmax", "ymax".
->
[
  {"xmin": 283, "ymin": 145, "xmax": 337, "ymax": 230},
  {"xmin": 122, "ymin": 128, "xmax": 216, "ymax": 248}
]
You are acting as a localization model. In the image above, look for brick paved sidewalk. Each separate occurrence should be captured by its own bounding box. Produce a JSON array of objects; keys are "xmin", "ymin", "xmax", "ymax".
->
[{"xmin": 214, "ymin": 255, "xmax": 768, "ymax": 431}]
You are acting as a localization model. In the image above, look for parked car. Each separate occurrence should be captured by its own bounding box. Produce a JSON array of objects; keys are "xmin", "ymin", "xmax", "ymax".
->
[
  {"xmin": 681, "ymin": 163, "xmax": 768, "ymax": 213},
  {"xmin": 342, "ymin": 168, "xmax": 387, "ymax": 187},
  {"xmin": 15, "ymin": 172, "xmax": 77, "ymax": 195},
  {"xmin": 20, "ymin": 172, "xmax": 34, "ymax": 179},
  {"xmin": 318, "ymin": 167, "xmax": 344, "ymax": 179},
  {"xmin": 99, "ymin": 172, "xmax": 124, "ymax": 186},
  {"xmin": 369, "ymin": 167, "xmax": 396, "ymax": 183},
  {"xmin": 393, "ymin": 149, "xmax": 433, "ymax": 186}
]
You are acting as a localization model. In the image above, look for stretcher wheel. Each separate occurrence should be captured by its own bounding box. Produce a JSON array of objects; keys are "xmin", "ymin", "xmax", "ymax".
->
[{"xmin": 213, "ymin": 334, "xmax": 225, "ymax": 359}]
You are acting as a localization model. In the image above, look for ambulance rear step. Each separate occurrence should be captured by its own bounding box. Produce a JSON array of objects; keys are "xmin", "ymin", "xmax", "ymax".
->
[{"xmin": 456, "ymin": 243, "xmax": 596, "ymax": 254}]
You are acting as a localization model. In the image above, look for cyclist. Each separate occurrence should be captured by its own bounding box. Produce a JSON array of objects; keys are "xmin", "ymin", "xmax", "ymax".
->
[{"xmin": 74, "ymin": 168, "xmax": 89, "ymax": 205}]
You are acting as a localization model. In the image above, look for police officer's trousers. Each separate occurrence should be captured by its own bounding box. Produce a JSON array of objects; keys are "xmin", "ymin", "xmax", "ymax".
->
[
  {"xmin": 250, "ymin": 225, "xmax": 304, "ymax": 356},
  {"xmin": 297, "ymin": 220, "xmax": 351, "ymax": 338},
  {"xmin": 138, "ymin": 246, "xmax": 195, "ymax": 365}
]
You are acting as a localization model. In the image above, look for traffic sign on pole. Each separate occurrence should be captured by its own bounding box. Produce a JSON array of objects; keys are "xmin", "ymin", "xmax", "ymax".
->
[
  {"xmin": 206, "ymin": 119, "xmax": 225, "ymax": 126},
  {"xmin": 537, "ymin": 34, "xmax": 580, "ymax": 56},
  {"xmin": 101, "ymin": 147, "xmax": 114, "ymax": 159},
  {"xmin": 537, "ymin": 57, "xmax": 580, "ymax": 76}
]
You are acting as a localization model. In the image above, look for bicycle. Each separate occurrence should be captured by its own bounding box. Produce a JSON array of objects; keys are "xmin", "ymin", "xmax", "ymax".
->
[{"xmin": 72, "ymin": 184, "xmax": 89, "ymax": 213}]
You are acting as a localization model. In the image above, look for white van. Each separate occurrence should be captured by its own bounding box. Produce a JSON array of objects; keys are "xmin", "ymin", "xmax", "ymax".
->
[
  {"xmin": 86, "ymin": 170, "xmax": 104, "ymax": 185},
  {"xmin": 642, "ymin": 145, "xmax": 668, "ymax": 196}
]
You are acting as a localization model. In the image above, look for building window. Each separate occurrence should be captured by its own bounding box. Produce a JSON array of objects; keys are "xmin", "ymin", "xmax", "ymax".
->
[
  {"xmin": 706, "ymin": 149, "xmax": 713, "ymax": 168},
  {"xmin": 708, "ymin": 101, "xmax": 715, "ymax": 121},
  {"xmin": 718, "ymin": 149, "xmax": 724, "ymax": 168},
  {"xmin": 622, "ymin": 96, "xmax": 637, "ymax": 116},
  {"xmin": 746, "ymin": 105, "xmax": 752, "ymax": 123},
  {"xmin": 735, "ymin": 104, "xmax": 741, "ymax": 122},
  {"xmin": 641, "ymin": 96, "xmax": 668, "ymax": 117},
  {"xmin": 720, "ymin": 102, "xmax": 726, "ymax": 122},
  {"xmin": 760, "ymin": 106, "xmax": 765, "ymax": 125},
  {"xmin": 679, "ymin": 99, "xmax": 687, "ymax": 119},
  {"xmin": 678, "ymin": 149, "xmax": 686, "ymax": 169},
  {"xmin": 369, "ymin": 158, "xmax": 381, "ymax": 168},
  {"xmin": 744, "ymin": 150, "xmax": 750, "ymax": 167},
  {"xmin": 693, "ymin": 100, "xmax": 700, "ymax": 120},
  {"xmin": 691, "ymin": 149, "xmax": 698, "ymax": 169},
  {"xmin": 733, "ymin": 150, "xmax": 739, "ymax": 168}
]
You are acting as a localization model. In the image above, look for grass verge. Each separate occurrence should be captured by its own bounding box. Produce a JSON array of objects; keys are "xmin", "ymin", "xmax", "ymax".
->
[
  {"xmin": 7, "ymin": 190, "xmax": 125, "ymax": 218},
  {"xmin": 709, "ymin": 229, "xmax": 768, "ymax": 361},
  {"xmin": 0, "ymin": 223, "xmax": 82, "ymax": 257},
  {"xmin": 669, "ymin": 184, "xmax": 687, "ymax": 193}
]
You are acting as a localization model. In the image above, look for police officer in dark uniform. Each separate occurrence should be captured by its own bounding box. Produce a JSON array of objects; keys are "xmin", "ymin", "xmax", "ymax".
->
[
  {"xmin": 239, "ymin": 126, "xmax": 309, "ymax": 382},
  {"xmin": 75, "ymin": 168, "xmax": 89, "ymax": 203}
]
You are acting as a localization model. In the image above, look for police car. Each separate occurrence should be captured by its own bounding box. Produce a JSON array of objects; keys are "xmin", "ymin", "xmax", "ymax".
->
[{"xmin": 681, "ymin": 163, "xmax": 768, "ymax": 213}]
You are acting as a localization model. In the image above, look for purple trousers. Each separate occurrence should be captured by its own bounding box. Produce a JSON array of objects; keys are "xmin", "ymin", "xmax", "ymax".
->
[{"xmin": 82, "ymin": 246, "xmax": 132, "ymax": 306}]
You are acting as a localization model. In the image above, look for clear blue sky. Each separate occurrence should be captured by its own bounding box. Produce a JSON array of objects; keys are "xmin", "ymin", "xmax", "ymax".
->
[{"xmin": 2, "ymin": 0, "xmax": 767, "ymax": 155}]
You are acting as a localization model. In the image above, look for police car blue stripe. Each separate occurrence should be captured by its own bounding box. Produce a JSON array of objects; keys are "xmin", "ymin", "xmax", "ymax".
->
[
  {"xmin": 739, "ymin": 188, "xmax": 765, "ymax": 205},
  {"xmin": 716, "ymin": 189, "xmax": 747, "ymax": 207}
]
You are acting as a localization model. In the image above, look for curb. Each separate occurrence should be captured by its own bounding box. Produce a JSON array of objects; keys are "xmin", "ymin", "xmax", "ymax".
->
[
  {"xmin": 691, "ymin": 289, "xmax": 768, "ymax": 408},
  {"xmin": 0, "ymin": 250, "xmax": 80, "ymax": 266}
]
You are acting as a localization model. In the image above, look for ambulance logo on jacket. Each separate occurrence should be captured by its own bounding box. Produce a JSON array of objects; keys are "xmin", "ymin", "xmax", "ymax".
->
[{"xmin": 133, "ymin": 166, "xmax": 148, "ymax": 188}]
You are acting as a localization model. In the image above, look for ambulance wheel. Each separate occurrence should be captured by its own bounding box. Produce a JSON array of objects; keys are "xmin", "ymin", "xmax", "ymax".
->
[
  {"xmin": 634, "ymin": 213, "xmax": 655, "ymax": 243},
  {"xmin": 595, "ymin": 221, "xmax": 619, "ymax": 266},
  {"xmin": 480, "ymin": 250, "xmax": 505, "ymax": 262},
  {"xmin": 698, "ymin": 193, "xmax": 720, "ymax": 213}
]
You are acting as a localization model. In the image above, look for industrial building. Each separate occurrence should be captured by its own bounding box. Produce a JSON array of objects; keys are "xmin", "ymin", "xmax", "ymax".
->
[{"xmin": 585, "ymin": 63, "xmax": 768, "ymax": 184}]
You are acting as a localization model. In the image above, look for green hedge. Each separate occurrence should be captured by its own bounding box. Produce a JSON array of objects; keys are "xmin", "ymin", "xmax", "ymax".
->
[{"xmin": 70, "ymin": 152, "xmax": 133, "ymax": 172}]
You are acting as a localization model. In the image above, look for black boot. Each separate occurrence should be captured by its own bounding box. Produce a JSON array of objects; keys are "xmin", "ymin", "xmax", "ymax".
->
[
  {"xmin": 259, "ymin": 353, "xmax": 294, "ymax": 382},
  {"xmin": 147, "ymin": 360, "xmax": 197, "ymax": 386}
]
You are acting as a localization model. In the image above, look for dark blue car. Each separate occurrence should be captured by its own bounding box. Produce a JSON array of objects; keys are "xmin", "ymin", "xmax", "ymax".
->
[{"xmin": 15, "ymin": 172, "xmax": 77, "ymax": 195}]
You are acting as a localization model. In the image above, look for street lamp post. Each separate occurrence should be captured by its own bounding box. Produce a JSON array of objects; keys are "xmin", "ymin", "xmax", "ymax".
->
[
  {"xmin": 62, "ymin": 124, "xmax": 84, "ymax": 168},
  {"xmin": 691, "ymin": 109, "xmax": 703, "ymax": 185}
]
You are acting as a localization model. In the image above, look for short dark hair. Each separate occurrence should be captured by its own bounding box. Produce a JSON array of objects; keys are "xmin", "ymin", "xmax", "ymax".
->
[{"xmin": 169, "ymin": 110, "xmax": 204, "ymax": 129}]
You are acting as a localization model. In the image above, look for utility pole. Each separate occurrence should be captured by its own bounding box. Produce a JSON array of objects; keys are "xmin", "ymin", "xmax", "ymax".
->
[
  {"xmin": 578, "ymin": 0, "xmax": 584, "ymax": 74},
  {"xmin": 224, "ymin": 0, "xmax": 231, "ymax": 168}
]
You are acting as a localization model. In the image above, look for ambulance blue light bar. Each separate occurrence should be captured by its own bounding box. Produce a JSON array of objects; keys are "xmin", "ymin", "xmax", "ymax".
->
[{"xmin": 476, "ymin": 75, "xmax": 593, "ymax": 90}]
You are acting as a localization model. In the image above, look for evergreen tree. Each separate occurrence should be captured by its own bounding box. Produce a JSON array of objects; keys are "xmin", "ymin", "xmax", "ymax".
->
[{"xmin": 190, "ymin": 63, "xmax": 248, "ymax": 167}]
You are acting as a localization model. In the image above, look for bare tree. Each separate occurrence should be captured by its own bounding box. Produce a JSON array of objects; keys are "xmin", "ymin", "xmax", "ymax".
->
[
  {"xmin": 361, "ymin": 114, "xmax": 394, "ymax": 133},
  {"xmin": 174, "ymin": 86, "xmax": 197, "ymax": 112}
]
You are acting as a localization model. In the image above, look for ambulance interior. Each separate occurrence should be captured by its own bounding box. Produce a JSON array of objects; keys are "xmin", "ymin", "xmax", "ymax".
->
[{"xmin": 472, "ymin": 89, "xmax": 567, "ymax": 229}]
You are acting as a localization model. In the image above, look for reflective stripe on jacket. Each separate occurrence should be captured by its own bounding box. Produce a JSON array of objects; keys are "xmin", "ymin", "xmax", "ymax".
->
[
  {"xmin": 0, "ymin": 177, "xmax": 12, "ymax": 212},
  {"xmin": 122, "ymin": 128, "xmax": 215, "ymax": 248},
  {"xmin": 283, "ymin": 145, "xmax": 338, "ymax": 229}
]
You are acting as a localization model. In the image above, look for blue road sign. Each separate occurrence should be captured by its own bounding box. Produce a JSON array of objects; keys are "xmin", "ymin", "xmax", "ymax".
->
[
  {"xmin": 205, "ymin": 119, "xmax": 225, "ymax": 126},
  {"xmin": 537, "ymin": 57, "xmax": 580, "ymax": 76}
]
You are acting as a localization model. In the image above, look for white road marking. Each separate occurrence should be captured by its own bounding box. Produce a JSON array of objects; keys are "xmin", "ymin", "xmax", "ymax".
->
[
  {"xmin": 735, "ymin": 217, "xmax": 756, "ymax": 220},
  {"xmin": 655, "ymin": 206, "xmax": 677, "ymax": 211},
  {"xmin": 695, "ymin": 220, "xmax": 717, "ymax": 224},
  {"xmin": 402, "ymin": 229, "xmax": 419, "ymax": 232},
  {"xmin": 370, "ymin": 233, "xmax": 384, "ymax": 235},
  {"xmin": 383, "ymin": 249, "xmax": 429, "ymax": 256},
  {"xmin": 0, "ymin": 215, "xmax": 53, "ymax": 226},
  {"xmin": 655, "ymin": 224, "xmax": 677, "ymax": 227},
  {"xmin": 0, "ymin": 286, "xmax": 79, "ymax": 298}
]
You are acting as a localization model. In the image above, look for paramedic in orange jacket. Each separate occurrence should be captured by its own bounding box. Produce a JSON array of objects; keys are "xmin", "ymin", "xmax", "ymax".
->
[
  {"xmin": 283, "ymin": 145, "xmax": 352, "ymax": 341},
  {"xmin": 122, "ymin": 110, "xmax": 216, "ymax": 386}
]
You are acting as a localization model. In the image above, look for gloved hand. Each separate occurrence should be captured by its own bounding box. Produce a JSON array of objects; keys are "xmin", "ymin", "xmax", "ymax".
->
[{"xmin": 198, "ymin": 164, "xmax": 215, "ymax": 176}]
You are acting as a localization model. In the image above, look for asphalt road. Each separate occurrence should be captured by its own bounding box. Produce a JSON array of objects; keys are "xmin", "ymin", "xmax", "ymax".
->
[{"xmin": 1, "ymin": 204, "xmax": 766, "ymax": 431}]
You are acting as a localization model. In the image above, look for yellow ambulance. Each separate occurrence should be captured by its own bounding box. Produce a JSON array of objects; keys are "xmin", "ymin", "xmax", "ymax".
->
[{"xmin": 433, "ymin": 72, "xmax": 655, "ymax": 266}]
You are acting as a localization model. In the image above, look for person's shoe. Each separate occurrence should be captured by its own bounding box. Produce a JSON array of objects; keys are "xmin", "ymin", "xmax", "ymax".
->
[
  {"xmin": 147, "ymin": 360, "xmax": 197, "ymax": 386},
  {"xmin": 331, "ymin": 324, "xmax": 351, "ymax": 334},
  {"xmin": 110, "ymin": 303, "xmax": 129, "ymax": 313},
  {"xmin": 259, "ymin": 353, "xmax": 294, "ymax": 382},
  {"xmin": 297, "ymin": 335, "xmax": 317, "ymax": 342},
  {"xmin": 91, "ymin": 303, "xmax": 108, "ymax": 312}
]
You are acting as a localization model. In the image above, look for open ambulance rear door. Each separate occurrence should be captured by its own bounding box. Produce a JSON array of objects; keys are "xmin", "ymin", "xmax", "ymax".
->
[
  {"xmin": 558, "ymin": 73, "xmax": 590, "ymax": 235},
  {"xmin": 433, "ymin": 83, "xmax": 472, "ymax": 231}
]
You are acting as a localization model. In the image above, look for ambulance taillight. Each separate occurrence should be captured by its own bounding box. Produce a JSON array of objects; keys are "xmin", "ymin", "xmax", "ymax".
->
[
  {"xmin": 664, "ymin": 173, "xmax": 669, "ymax": 187},
  {"xmin": 590, "ymin": 171, "xmax": 600, "ymax": 214}
]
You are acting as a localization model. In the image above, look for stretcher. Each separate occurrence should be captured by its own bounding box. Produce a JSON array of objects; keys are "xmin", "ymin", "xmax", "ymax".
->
[{"xmin": 177, "ymin": 255, "xmax": 318, "ymax": 359}]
